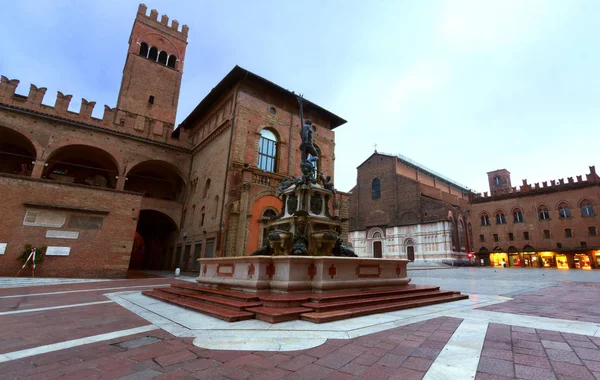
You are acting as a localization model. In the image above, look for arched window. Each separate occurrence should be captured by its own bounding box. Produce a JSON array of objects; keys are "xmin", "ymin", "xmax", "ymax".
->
[
  {"xmin": 167, "ymin": 55, "xmax": 177, "ymax": 68},
  {"xmin": 158, "ymin": 51, "xmax": 168, "ymax": 65},
  {"xmin": 558, "ymin": 202, "xmax": 571, "ymax": 219},
  {"xmin": 480, "ymin": 212, "xmax": 490, "ymax": 226},
  {"xmin": 372, "ymin": 178, "xmax": 381, "ymax": 200},
  {"xmin": 139, "ymin": 42, "xmax": 149, "ymax": 57},
  {"xmin": 458, "ymin": 220, "xmax": 466, "ymax": 250},
  {"xmin": 200, "ymin": 206, "xmax": 205, "ymax": 227},
  {"xmin": 513, "ymin": 208, "xmax": 524, "ymax": 223},
  {"xmin": 372, "ymin": 231, "xmax": 382, "ymax": 239},
  {"xmin": 495, "ymin": 211, "xmax": 506, "ymax": 225},
  {"xmin": 538, "ymin": 205, "xmax": 550, "ymax": 220},
  {"xmin": 203, "ymin": 179, "xmax": 210, "ymax": 199},
  {"xmin": 258, "ymin": 129, "xmax": 277, "ymax": 172},
  {"xmin": 494, "ymin": 176, "xmax": 500, "ymax": 185},
  {"xmin": 581, "ymin": 200, "xmax": 595, "ymax": 217},
  {"xmin": 148, "ymin": 46, "xmax": 158, "ymax": 61}
]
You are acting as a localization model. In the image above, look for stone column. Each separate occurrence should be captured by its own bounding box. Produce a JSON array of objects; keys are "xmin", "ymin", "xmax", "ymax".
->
[
  {"xmin": 235, "ymin": 182, "xmax": 251, "ymax": 257},
  {"xmin": 116, "ymin": 176, "xmax": 126, "ymax": 191},
  {"xmin": 31, "ymin": 159, "xmax": 45, "ymax": 178}
]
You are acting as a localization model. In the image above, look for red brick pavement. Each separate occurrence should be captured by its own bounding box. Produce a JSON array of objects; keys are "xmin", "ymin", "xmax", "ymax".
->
[
  {"xmin": 480, "ymin": 283, "xmax": 600, "ymax": 323},
  {"xmin": 0, "ymin": 317, "xmax": 462, "ymax": 379},
  {"xmin": 476, "ymin": 323, "xmax": 600, "ymax": 380}
]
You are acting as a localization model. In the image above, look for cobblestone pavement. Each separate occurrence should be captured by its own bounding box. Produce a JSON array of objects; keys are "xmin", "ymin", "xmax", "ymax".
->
[
  {"xmin": 0, "ymin": 269, "xmax": 598, "ymax": 379},
  {"xmin": 477, "ymin": 323, "xmax": 600, "ymax": 380},
  {"xmin": 409, "ymin": 267, "xmax": 600, "ymax": 296}
]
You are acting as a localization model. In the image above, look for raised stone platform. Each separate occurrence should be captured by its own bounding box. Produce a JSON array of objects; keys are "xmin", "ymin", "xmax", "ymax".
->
[
  {"xmin": 143, "ymin": 256, "xmax": 468, "ymax": 323},
  {"xmin": 195, "ymin": 256, "xmax": 411, "ymax": 293}
]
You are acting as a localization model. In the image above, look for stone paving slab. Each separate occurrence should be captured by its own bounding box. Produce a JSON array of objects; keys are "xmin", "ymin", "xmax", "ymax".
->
[
  {"xmin": 480, "ymin": 283, "xmax": 600, "ymax": 324},
  {"xmin": 0, "ymin": 316, "xmax": 462, "ymax": 379},
  {"xmin": 476, "ymin": 323, "xmax": 600, "ymax": 380}
]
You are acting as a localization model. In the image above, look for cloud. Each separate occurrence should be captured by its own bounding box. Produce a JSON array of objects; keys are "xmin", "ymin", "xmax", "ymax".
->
[
  {"xmin": 439, "ymin": 0, "xmax": 559, "ymax": 52},
  {"xmin": 383, "ymin": 60, "xmax": 449, "ymax": 112}
]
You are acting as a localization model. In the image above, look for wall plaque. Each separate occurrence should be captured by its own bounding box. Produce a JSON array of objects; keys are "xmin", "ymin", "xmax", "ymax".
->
[
  {"xmin": 46, "ymin": 230, "xmax": 79, "ymax": 239},
  {"xmin": 0, "ymin": 243, "xmax": 6, "ymax": 255},
  {"xmin": 46, "ymin": 246, "xmax": 71, "ymax": 256}
]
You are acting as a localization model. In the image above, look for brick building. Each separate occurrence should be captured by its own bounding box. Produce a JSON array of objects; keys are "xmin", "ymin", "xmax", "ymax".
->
[
  {"xmin": 471, "ymin": 167, "xmax": 600, "ymax": 270},
  {"xmin": 0, "ymin": 4, "xmax": 348, "ymax": 278},
  {"xmin": 348, "ymin": 152, "xmax": 473, "ymax": 263}
]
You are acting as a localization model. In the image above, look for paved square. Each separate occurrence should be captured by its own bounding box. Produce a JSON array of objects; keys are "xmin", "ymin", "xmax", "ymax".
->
[{"xmin": 0, "ymin": 267, "xmax": 599, "ymax": 379}]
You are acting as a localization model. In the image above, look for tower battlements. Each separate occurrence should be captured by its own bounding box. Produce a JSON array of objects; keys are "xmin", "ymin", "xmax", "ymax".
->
[
  {"xmin": 471, "ymin": 166, "xmax": 600, "ymax": 202},
  {"xmin": 136, "ymin": 4, "xmax": 189, "ymax": 41},
  {"xmin": 0, "ymin": 75, "xmax": 190, "ymax": 148}
]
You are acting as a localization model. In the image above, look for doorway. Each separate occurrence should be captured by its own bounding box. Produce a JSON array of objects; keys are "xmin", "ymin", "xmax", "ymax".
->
[
  {"xmin": 129, "ymin": 210, "xmax": 177, "ymax": 270},
  {"xmin": 373, "ymin": 241, "xmax": 382, "ymax": 258}
]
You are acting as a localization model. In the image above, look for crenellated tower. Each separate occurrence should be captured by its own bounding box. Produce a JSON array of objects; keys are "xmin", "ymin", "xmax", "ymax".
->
[
  {"xmin": 115, "ymin": 4, "xmax": 189, "ymax": 131},
  {"xmin": 487, "ymin": 169, "xmax": 512, "ymax": 195}
]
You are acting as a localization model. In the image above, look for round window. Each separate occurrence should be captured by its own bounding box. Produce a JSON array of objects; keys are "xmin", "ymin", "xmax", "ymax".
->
[{"xmin": 269, "ymin": 107, "xmax": 276, "ymax": 115}]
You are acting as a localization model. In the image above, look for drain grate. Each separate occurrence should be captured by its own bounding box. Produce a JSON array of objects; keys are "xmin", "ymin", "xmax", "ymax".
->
[{"xmin": 111, "ymin": 335, "xmax": 164, "ymax": 350}]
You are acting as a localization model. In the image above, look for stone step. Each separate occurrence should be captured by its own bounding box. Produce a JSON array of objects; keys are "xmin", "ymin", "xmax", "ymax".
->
[
  {"xmin": 247, "ymin": 306, "xmax": 314, "ymax": 323},
  {"xmin": 258, "ymin": 294, "xmax": 312, "ymax": 308},
  {"xmin": 142, "ymin": 290, "xmax": 255, "ymax": 322},
  {"xmin": 300, "ymin": 294, "xmax": 469, "ymax": 323},
  {"xmin": 170, "ymin": 283, "xmax": 261, "ymax": 302},
  {"xmin": 308, "ymin": 284, "xmax": 441, "ymax": 303},
  {"xmin": 156, "ymin": 287, "xmax": 262, "ymax": 311},
  {"xmin": 302, "ymin": 290, "xmax": 455, "ymax": 312}
]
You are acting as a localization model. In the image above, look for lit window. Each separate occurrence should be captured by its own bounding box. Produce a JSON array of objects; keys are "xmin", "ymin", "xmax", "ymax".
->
[{"xmin": 258, "ymin": 129, "xmax": 277, "ymax": 173}]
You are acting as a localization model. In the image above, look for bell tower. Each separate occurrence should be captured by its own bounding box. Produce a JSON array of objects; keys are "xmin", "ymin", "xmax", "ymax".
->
[
  {"xmin": 115, "ymin": 4, "xmax": 189, "ymax": 128},
  {"xmin": 487, "ymin": 169, "xmax": 512, "ymax": 194}
]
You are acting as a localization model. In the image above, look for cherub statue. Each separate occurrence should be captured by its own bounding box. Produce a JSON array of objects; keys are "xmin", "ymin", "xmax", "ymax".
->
[{"xmin": 319, "ymin": 172, "xmax": 336, "ymax": 194}]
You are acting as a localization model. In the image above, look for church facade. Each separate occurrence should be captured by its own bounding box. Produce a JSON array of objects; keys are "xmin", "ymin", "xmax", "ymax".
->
[
  {"xmin": 0, "ymin": 4, "xmax": 348, "ymax": 278},
  {"xmin": 348, "ymin": 152, "xmax": 473, "ymax": 263}
]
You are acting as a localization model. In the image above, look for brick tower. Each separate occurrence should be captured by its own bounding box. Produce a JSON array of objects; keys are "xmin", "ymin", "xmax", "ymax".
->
[
  {"xmin": 115, "ymin": 4, "xmax": 189, "ymax": 129},
  {"xmin": 487, "ymin": 169, "xmax": 512, "ymax": 194}
]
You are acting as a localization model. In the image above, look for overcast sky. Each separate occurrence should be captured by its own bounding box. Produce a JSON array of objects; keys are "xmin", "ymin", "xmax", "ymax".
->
[{"xmin": 2, "ymin": 1, "xmax": 599, "ymax": 193}]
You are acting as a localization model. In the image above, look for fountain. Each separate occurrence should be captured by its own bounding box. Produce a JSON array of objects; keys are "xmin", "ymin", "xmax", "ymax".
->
[{"xmin": 143, "ymin": 96, "xmax": 468, "ymax": 323}]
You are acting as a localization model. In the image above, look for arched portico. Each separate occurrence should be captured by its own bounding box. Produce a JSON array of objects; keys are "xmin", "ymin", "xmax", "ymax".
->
[
  {"xmin": 124, "ymin": 160, "xmax": 186, "ymax": 201},
  {"xmin": 42, "ymin": 144, "xmax": 120, "ymax": 188},
  {"xmin": 129, "ymin": 209, "xmax": 178, "ymax": 270},
  {"xmin": 0, "ymin": 126, "xmax": 38, "ymax": 176}
]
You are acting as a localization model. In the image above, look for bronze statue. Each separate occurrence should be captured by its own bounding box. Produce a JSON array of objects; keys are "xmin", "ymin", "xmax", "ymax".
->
[
  {"xmin": 297, "ymin": 96, "xmax": 319, "ymax": 165},
  {"xmin": 319, "ymin": 172, "xmax": 336, "ymax": 194}
]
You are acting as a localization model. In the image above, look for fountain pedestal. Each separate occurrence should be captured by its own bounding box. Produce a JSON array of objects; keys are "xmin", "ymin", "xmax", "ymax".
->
[{"xmin": 196, "ymin": 256, "xmax": 410, "ymax": 293}]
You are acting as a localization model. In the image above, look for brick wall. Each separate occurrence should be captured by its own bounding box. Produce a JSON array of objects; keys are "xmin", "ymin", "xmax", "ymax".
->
[{"xmin": 0, "ymin": 175, "xmax": 142, "ymax": 278}]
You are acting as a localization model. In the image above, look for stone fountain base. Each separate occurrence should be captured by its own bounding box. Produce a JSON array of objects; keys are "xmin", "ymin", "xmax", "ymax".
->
[
  {"xmin": 144, "ymin": 256, "xmax": 468, "ymax": 323},
  {"xmin": 195, "ymin": 256, "xmax": 411, "ymax": 293}
]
